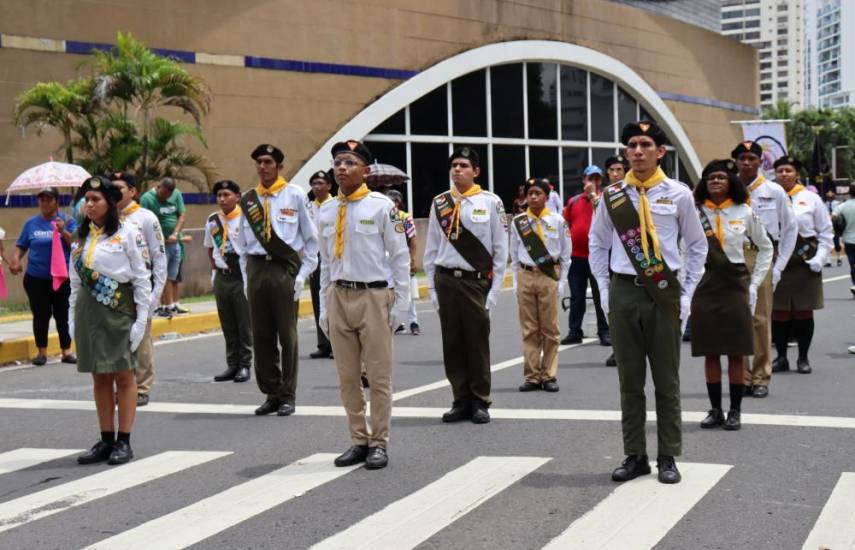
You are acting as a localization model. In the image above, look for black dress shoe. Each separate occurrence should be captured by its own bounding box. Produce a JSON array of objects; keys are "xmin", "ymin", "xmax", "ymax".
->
[
  {"xmin": 108, "ymin": 440, "xmax": 134, "ymax": 465},
  {"xmin": 277, "ymin": 403, "xmax": 295, "ymax": 416},
  {"xmin": 233, "ymin": 367, "xmax": 251, "ymax": 383},
  {"xmin": 542, "ymin": 380, "xmax": 560, "ymax": 392},
  {"xmin": 255, "ymin": 399, "xmax": 279, "ymax": 415},
  {"xmin": 214, "ymin": 366, "xmax": 238, "ymax": 382},
  {"xmin": 442, "ymin": 402, "xmax": 471, "ymax": 423},
  {"xmin": 796, "ymin": 357, "xmax": 812, "ymax": 374},
  {"xmin": 471, "ymin": 403, "xmax": 491, "ymax": 424},
  {"xmin": 394, "ymin": 324, "xmax": 405, "ymax": 334},
  {"xmin": 61, "ymin": 353, "xmax": 77, "ymax": 364},
  {"xmin": 657, "ymin": 456, "xmax": 681, "ymax": 484},
  {"xmin": 309, "ymin": 349, "xmax": 332, "ymax": 359},
  {"xmin": 752, "ymin": 385, "xmax": 769, "ymax": 398},
  {"xmin": 743, "ymin": 385, "xmax": 754, "ymax": 397},
  {"xmin": 365, "ymin": 447, "xmax": 389, "ymax": 470},
  {"xmin": 137, "ymin": 393, "xmax": 149, "ymax": 407},
  {"xmin": 723, "ymin": 409, "xmax": 741, "ymax": 431},
  {"xmin": 560, "ymin": 334, "xmax": 583, "ymax": 345},
  {"xmin": 771, "ymin": 356, "xmax": 790, "ymax": 372},
  {"xmin": 32, "ymin": 355, "xmax": 47, "ymax": 366},
  {"xmin": 410, "ymin": 322, "xmax": 420, "ymax": 336},
  {"xmin": 77, "ymin": 440, "xmax": 113, "ymax": 465},
  {"xmin": 611, "ymin": 455, "xmax": 651, "ymax": 482},
  {"xmin": 700, "ymin": 408, "xmax": 724, "ymax": 429},
  {"xmin": 334, "ymin": 445, "xmax": 368, "ymax": 467},
  {"xmin": 518, "ymin": 381, "xmax": 541, "ymax": 392},
  {"xmin": 605, "ymin": 353, "xmax": 617, "ymax": 367},
  {"xmin": 599, "ymin": 335, "xmax": 612, "ymax": 346}
]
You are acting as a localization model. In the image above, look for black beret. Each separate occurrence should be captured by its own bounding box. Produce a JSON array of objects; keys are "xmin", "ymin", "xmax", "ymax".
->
[
  {"xmin": 82, "ymin": 175, "xmax": 122, "ymax": 203},
  {"xmin": 109, "ymin": 171, "xmax": 136, "ymax": 188},
  {"xmin": 524, "ymin": 177, "xmax": 551, "ymax": 195},
  {"xmin": 449, "ymin": 146, "xmax": 479, "ymax": 167},
  {"xmin": 702, "ymin": 159, "xmax": 738, "ymax": 179},
  {"xmin": 604, "ymin": 155, "xmax": 628, "ymax": 169},
  {"xmin": 621, "ymin": 121, "xmax": 667, "ymax": 146},
  {"xmin": 731, "ymin": 140, "xmax": 763, "ymax": 159},
  {"xmin": 773, "ymin": 155, "xmax": 802, "ymax": 171},
  {"xmin": 212, "ymin": 179, "xmax": 241, "ymax": 195},
  {"xmin": 331, "ymin": 140, "xmax": 373, "ymax": 164},
  {"xmin": 309, "ymin": 170, "xmax": 332, "ymax": 184},
  {"xmin": 251, "ymin": 144, "xmax": 284, "ymax": 164}
]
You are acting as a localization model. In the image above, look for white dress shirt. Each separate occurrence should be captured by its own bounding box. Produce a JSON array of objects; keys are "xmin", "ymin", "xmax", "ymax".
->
[
  {"xmin": 699, "ymin": 202, "xmax": 773, "ymax": 288},
  {"xmin": 423, "ymin": 188, "xmax": 509, "ymax": 294},
  {"xmin": 235, "ymin": 183, "xmax": 319, "ymax": 281},
  {"xmin": 317, "ymin": 191, "xmax": 411, "ymax": 308},
  {"xmin": 788, "ymin": 187, "xmax": 834, "ymax": 266},
  {"xmin": 589, "ymin": 178, "xmax": 708, "ymax": 298},
  {"xmin": 203, "ymin": 210, "xmax": 245, "ymax": 270},
  {"xmin": 122, "ymin": 204, "xmax": 167, "ymax": 315},
  {"xmin": 547, "ymin": 191, "xmax": 564, "ymax": 214},
  {"xmin": 509, "ymin": 210, "xmax": 572, "ymax": 282},
  {"xmin": 746, "ymin": 175, "xmax": 797, "ymax": 275}
]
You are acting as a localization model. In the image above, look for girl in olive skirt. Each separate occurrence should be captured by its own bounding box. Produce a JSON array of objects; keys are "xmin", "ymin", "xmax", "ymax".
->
[{"xmin": 69, "ymin": 176, "xmax": 151, "ymax": 465}]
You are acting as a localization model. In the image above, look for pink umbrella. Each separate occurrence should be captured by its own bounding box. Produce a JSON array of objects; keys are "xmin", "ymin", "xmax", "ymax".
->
[{"xmin": 5, "ymin": 160, "xmax": 91, "ymax": 204}]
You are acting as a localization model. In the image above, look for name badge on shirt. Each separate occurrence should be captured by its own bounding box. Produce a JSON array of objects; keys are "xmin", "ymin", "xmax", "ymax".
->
[
  {"xmin": 655, "ymin": 198, "xmax": 673, "ymax": 205},
  {"xmin": 278, "ymin": 208, "xmax": 297, "ymax": 223},
  {"xmin": 471, "ymin": 208, "xmax": 489, "ymax": 223}
]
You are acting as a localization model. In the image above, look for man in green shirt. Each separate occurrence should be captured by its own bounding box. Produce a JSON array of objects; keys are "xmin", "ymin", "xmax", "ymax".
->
[
  {"xmin": 140, "ymin": 177, "xmax": 187, "ymax": 315},
  {"xmin": 832, "ymin": 184, "xmax": 855, "ymax": 298}
]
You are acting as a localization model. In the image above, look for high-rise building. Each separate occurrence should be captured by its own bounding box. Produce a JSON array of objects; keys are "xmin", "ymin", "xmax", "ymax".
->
[
  {"xmin": 806, "ymin": 0, "xmax": 854, "ymax": 108},
  {"xmin": 721, "ymin": 0, "xmax": 805, "ymax": 110}
]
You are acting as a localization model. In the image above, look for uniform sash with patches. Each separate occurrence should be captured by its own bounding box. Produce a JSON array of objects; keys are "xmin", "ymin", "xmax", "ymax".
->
[
  {"xmin": 787, "ymin": 234, "xmax": 818, "ymax": 268},
  {"xmin": 696, "ymin": 206, "xmax": 734, "ymax": 270},
  {"xmin": 71, "ymin": 243, "xmax": 135, "ymax": 318},
  {"xmin": 208, "ymin": 213, "xmax": 241, "ymax": 272},
  {"xmin": 513, "ymin": 214, "xmax": 559, "ymax": 281},
  {"xmin": 240, "ymin": 189, "xmax": 302, "ymax": 276},
  {"xmin": 433, "ymin": 191, "xmax": 494, "ymax": 277},
  {"xmin": 605, "ymin": 185, "xmax": 681, "ymax": 321},
  {"xmin": 695, "ymin": 206, "xmax": 750, "ymax": 292}
]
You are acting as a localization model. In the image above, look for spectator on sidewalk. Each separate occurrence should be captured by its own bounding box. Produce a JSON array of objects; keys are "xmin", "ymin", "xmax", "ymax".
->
[
  {"xmin": 832, "ymin": 185, "xmax": 855, "ymax": 298},
  {"xmin": 140, "ymin": 177, "xmax": 187, "ymax": 316}
]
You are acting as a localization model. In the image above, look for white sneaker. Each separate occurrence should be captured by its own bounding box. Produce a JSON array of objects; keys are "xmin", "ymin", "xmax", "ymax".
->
[{"xmin": 849, "ymin": 345, "xmax": 855, "ymax": 354}]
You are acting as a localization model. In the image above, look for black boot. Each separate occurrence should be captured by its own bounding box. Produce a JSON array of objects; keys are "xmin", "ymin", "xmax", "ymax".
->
[
  {"xmin": 723, "ymin": 409, "xmax": 741, "ymax": 431},
  {"xmin": 700, "ymin": 408, "xmax": 725, "ymax": 429},
  {"xmin": 442, "ymin": 401, "xmax": 471, "ymax": 423},
  {"xmin": 793, "ymin": 318, "xmax": 814, "ymax": 373},
  {"xmin": 771, "ymin": 319, "xmax": 790, "ymax": 372},
  {"xmin": 612, "ymin": 455, "xmax": 651, "ymax": 482},
  {"xmin": 213, "ymin": 366, "xmax": 239, "ymax": 382}
]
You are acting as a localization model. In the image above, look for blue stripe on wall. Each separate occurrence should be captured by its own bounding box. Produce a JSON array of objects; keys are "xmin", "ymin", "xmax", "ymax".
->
[{"xmin": 244, "ymin": 56, "xmax": 417, "ymax": 80}]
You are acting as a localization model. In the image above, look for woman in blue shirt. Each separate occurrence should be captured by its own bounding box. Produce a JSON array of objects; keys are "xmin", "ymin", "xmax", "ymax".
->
[{"xmin": 9, "ymin": 187, "xmax": 78, "ymax": 365}]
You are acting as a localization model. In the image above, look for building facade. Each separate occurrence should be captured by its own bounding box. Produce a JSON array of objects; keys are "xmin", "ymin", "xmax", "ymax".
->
[
  {"xmin": 610, "ymin": 0, "xmax": 723, "ymax": 33},
  {"xmin": 806, "ymin": 0, "xmax": 855, "ymax": 108}
]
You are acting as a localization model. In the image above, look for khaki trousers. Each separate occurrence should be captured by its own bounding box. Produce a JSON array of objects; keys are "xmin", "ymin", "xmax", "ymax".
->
[
  {"xmin": 744, "ymin": 247, "xmax": 773, "ymax": 386},
  {"xmin": 135, "ymin": 318, "xmax": 154, "ymax": 395},
  {"xmin": 327, "ymin": 285, "xmax": 394, "ymax": 449},
  {"xmin": 517, "ymin": 269, "xmax": 560, "ymax": 383}
]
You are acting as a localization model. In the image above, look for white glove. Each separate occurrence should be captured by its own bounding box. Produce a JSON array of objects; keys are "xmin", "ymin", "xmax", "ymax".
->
[
  {"xmin": 806, "ymin": 256, "xmax": 823, "ymax": 273},
  {"xmin": 319, "ymin": 307, "xmax": 329, "ymax": 339},
  {"xmin": 68, "ymin": 319, "xmax": 75, "ymax": 340},
  {"xmin": 388, "ymin": 301, "xmax": 402, "ymax": 331},
  {"xmin": 600, "ymin": 287, "xmax": 610, "ymax": 318},
  {"xmin": 771, "ymin": 268, "xmax": 782, "ymax": 290},
  {"xmin": 511, "ymin": 274, "xmax": 518, "ymax": 300},
  {"xmin": 485, "ymin": 288, "xmax": 499, "ymax": 313},
  {"xmin": 429, "ymin": 288, "xmax": 439, "ymax": 311},
  {"xmin": 129, "ymin": 320, "xmax": 146, "ymax": 352},
  {"xmin": 748, "ymin": 284, "xmax": 758, "ymax": 316},
  {"xmin": 680, "ymin": 295, "xmax": 691, "ymax": 334},
  {"xmin": 210, "ymin": 269, "xmax": 216, "ymax": 287},
  {"xmin": 293, "ymin": 275, "xmax": 305, "ymax": 301},
  {"xmin": 557, "ymin": 280, "xmax": 566, "ymax": 298}
]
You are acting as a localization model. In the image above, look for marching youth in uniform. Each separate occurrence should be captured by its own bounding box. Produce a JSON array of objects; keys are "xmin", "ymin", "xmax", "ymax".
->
[
  {"xmin": 236, "ymin": 144, "xmax": 318, "ymax": 417},
  {"xmin": 690, "ymin": 160, "xmax": 772, "ymax": 431},
  {"xmin": 423, "ymin": 147, "xmax": 508, "ymax": 425},
  {"xmin": 385, "ymin": 189, "xmax": 421, "ymax": 336},
  {"xmin": 308, "ymin": 170, "xmax": 335, "ymax": 359},
  {"xmin": 204, "ymin": 180, "xmax": 252, "ymax": 383},
  {"xmin": 317, "ymin": 140, "xmax": 410, "ymax": 470},
  {"xmin": 113, "ymin": 172, "xmax": 167, "ymax": 407},
  {"xmin": 511, "ymin": 178, "xmax": 571, "ymax": 392},
  {"xmin": 589, "ymin": 122, "xmax": 707, "ymax": 484},
  {"xmin": 771, "ymin": 156, "xmax": 834, "ymax": 374},
  {"xmin": 732, "ymin": 141, "xmax": 797, "ymax": 398},
  {"xmin": 71, "ymin": 176, "xmax": 151, "ymax": 465}
]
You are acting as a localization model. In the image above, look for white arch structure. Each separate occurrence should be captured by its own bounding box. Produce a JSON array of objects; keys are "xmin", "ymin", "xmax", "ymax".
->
[{"xmin": 293, "ymin": 40, "xmax": 702, "ymax": 187}]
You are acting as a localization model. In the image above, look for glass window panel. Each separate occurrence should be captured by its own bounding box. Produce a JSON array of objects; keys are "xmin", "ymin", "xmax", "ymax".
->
[
  {"xmin": 528, "ymin": 146, "xmax": 560, "ymax": 190},
  {"xmin": 678, "ymin": 156, "xmax": 695, "ymax": 189},
  {"xmin": 560, "ymin": 66, "xmax": 587, "ymax": 141},
  {"xmin": 451, "ymin": 70, "xmax": 487, "ymax": 137},
  {"xmin": 372, "ymin": 108, "xmax": 405, "ymax": 134},
  {"xmin": 617, "ymin": 87, "xmax": 637, "ymax": 136},
  {"xmin": 411, "ymin": 143, "xmax": 451, "ymax": 218},
  {"xmin": 363, "ymin": 142, "xmax": 408, "ymax": 201},
  {"xmin": 562, "ymin": 147, "xmax": 588, "ymax": 198},
  {"xmin": 590, "ymin": 74, "xmax": 614, "ymax": 142},
  {"xmin": 662, "ymin": 150, "xmax": 677, "ymax": 179},
  {"xmin": 490, "ymin": 64, "xmax": 524, "ymax": 138},
  {"xmin": 591, "ymin": 148, "xmax": 615, "ymax": 175},
  {"xmin": 410, "ymin": 85, "xmax": 448, "ymax": 136},
  {"xmin": 493, "ymin": 145, "xmax": 526, "ymax": 212},
  {"xmin": 526, "ymin": 63, "xmax": 558, "ymax": 140}
]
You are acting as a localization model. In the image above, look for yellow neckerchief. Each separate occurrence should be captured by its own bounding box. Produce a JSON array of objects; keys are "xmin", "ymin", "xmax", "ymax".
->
[
  {"xmin": 256, "ymin": 176, "xmax": 287, "ymax": 241},
  {"xmin": 121, "ymin": 202, "xmax": 140, "ymax": 218},
  {"xmin": 624, "ymin": 167, "xmax": 668, "ymax": 262},
  {"xmin": 525, "ymin": 207, "xmax": 552, "ymax": 242},
  {"xmin": 448, "ymin": 183, "xmax": 483, "ymax": 240},
  {"xmin": 787, "ymin": 183, "xmax": 806, "ymax": 198},
  {"xmin": 218, "ymin": 205, "xmax": 242, "ymax": 256},
  {"xmin": 313, "ymin": 194, "xmax": 333, "ymax": 208},
  {"xmin": 85, "ymin": 223, "xmax": 104, "ymax": 268},
  {"xmin": 744, "ymin": 173, "xmax": 765, "ymax": 205},
  {"xmin": 703, "ymin": 198, "xmax": 734, "ymax": 248},
  {"xmin": 335, "ymin": 183, "xmax": 371, "ymax": 258}
]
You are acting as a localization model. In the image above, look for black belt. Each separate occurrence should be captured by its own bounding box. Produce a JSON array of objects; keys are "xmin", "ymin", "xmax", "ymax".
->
[
  {"xmin": 217, "ymin": 267, "xmax": 239, "ymax": 276},
  {"xmin": 335, "ymin": 280, "xmax": 388, "ymax": 289},
  {"xmin": 250, "ymin": 254, "xmax": 275, "ymax": 261},
  {"xmin": 437, "ymin": 266, "xmax": 488, "ymax": 280},
  {"xmin": 614, "ymin": 271, "xmax": 679, "ymax": 287}
]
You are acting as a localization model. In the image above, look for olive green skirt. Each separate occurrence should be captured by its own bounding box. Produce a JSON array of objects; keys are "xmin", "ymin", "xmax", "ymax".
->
[
  {"xmin": 773, "ymin": 261, "xmax": 824, "ymax": 311},
  {"xmin": 690, "ymin": 262, "xmax": 753, "ymax": 357},
  {"xmin": 74, "ymin": 289, "xmax": 137, "ymax": 374}
]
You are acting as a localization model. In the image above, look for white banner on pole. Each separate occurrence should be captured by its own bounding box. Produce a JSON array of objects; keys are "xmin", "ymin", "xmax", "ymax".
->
[{"xmin": 739, "ymin": 121, "xmax": 788, "ymax": 179}]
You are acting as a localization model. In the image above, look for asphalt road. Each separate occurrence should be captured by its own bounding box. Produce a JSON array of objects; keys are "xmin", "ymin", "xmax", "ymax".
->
[{"xmin": 0, "ymin": 264, "xmax": 853, "ymax": 550}]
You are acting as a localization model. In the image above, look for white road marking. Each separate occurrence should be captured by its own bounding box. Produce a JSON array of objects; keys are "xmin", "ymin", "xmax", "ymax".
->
[
  {"xmin": 0, "ymin": 451, "xmax": 229, "ymax": 534},
  {"xmin": 0, "ymin": 448, "xmax": 80, "ymax": 476},
  {"xmin": 801, "ymin": 472, "xmax": 855, "ymax": 550},
  {"xmin": 310, "ymin": 456, "xmax": 550, "ymax": 550},
  {"xmin": 822, "ymin": 274, "xmax": 850, "ymax": 283},
  {"xmin": 543, "ymin": 462, "xmax": 731, "ymax": 549},
  {"xmin": 391, "ymin": 338, "xmax": 597, "ymax": 401},
  {"xmin": 84, "ymin": 453, "xmax": 359, "ymax": 550}
]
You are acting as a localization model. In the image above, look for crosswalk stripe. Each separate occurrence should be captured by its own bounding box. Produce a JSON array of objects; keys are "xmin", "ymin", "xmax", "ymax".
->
[
  {"xmin": 801, "ymin": 472, "xmax": 855, "ymax": 550},
  {"xmin": 0, "ymin": 451, "xmax": 229, "ymax": 534},
  {"xmin": 309, "ymin": 455, "xmax": 551, "ymax": 550},
  {"xmin": 542, "ymin": 462, "xmax": 732, "ymax": 549},
  {"xmin": 83, "ymin": 453, "xmax": 359, "ymax": 550},
  {"xmin": 0, "ymin": 448, "xmax": 80, "ymax": 476}
]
